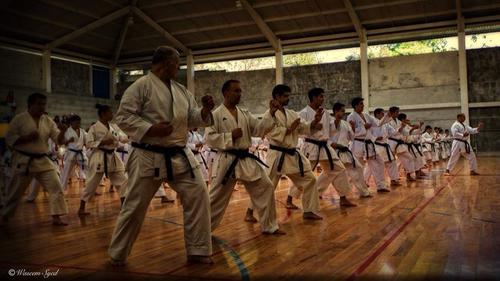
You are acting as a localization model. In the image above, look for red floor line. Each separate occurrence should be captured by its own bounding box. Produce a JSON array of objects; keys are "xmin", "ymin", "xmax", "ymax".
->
[{"xmin": 346, "ymin": 166, "xmax": 463, "ymax": 281}]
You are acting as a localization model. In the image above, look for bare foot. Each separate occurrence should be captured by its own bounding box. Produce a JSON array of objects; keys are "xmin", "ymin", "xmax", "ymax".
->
[
  {"xmin": 244, "ymin": 214, "xmax": 258, "ymax": 223},
  {"xmin": 109, "ymin": 258, "xmax": 127, "ymax": 267},
  {"xmin": 470, "ymin": 171, "xmax": 480, "ymax": 176},
  {"xmin": 263, "ymin": 229, "xmax": 286, "ymax": 235},
  {"xmin": 95, "ymin": 192, "xmax": 102, "ymax": 196},
  {"xmin": 340, "ymin": 197, "xmax": 357, "ymax": 207},
  {"xmin": 303, "ymin": 212, "xmax": 323, "ymax": 220},
  {"xmin": 391, "ymin": 181, "xmax": 402, "ymax": 186},
  {"xmin": 52, "ymin": 217, "xmax": 68, "ymax": 226},
  {"xmin": 407, "ymin": 175, "xmax": 416, "ymax": 181},
  {"xmin": 377, "ymin": 188, "xmax": 391, "ymax": 193},
  {"xmin": 187, "ymin": 255, "xmax": 214, "ymax": 264},
  {"xmin": 360, "ymin": 194, "xmax": 373, "ymax": 198}
]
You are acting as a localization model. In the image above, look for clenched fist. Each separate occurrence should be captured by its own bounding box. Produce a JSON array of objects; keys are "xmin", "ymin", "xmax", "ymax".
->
[{"xmin": 232, "ymin": 128, "xmax": 243, "ymax": 141}]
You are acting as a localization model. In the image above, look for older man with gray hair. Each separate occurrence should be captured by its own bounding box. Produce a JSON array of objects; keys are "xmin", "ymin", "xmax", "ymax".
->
[{"xmin": 108, "ymin": 46, "xmax": 216, "ymax": 265}]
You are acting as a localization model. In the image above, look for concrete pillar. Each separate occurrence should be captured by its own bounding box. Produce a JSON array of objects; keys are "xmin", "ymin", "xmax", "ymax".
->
[
  {"xmin": 360, "ymin": 35, "xmax": 369, "ymax": 112},
  {"xmin": 89, "ymin": 62, "xmax": 93, "ymax": 96},
  {"xmin": 458, "ymin": 18, "xmax": 469, "ymax": 124},
  {"xmin": 42, "ymin": 50, "xmax": 51, "ymax": 93},
  {"xmin": 110, "ymin": 66, "xmax": 117, "ymax": 100},
  {"xmin": 275, "ymin": 40, "xmax": 284, "ymax": 85},
  {"xmin": 186, "ymin": 51, "xmax": 195, "ymax": 94}
]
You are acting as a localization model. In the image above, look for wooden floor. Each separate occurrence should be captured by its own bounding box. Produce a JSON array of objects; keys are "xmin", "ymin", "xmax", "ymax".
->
[{"xmin": 0, "ymin": 157, "xmax": 499, "ymax": 281}]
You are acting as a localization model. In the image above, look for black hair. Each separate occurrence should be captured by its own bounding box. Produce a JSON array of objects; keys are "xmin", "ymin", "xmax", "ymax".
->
[
  {"xmin": 425, "ymin": 125, "xmax": 432, "ymax": 130},
  {"xmin": 351, "ymin": 97, "xmax": 364, "ymax": 108},
  {"xmin": 457, "ymin": 113, "xmax": 465, "ymax": 119},
  {"xmin": 70, "ymin": 115, "xmax": 81, "ymax": 123},
  {"xmin": 221, "ymin": 79, "xmax": 240, "ymax": 94},
  {"xmin": 272, "ymin": 84, "xmax": 291, "ymax": 99},
  {"xmin": 308, "ymin": 88, "xmax": 324, "ymax": 102},
  {"xmin": 389, "ymin": 106, "xmax": 400, "ymax": 113},
  {"xmin": 374, "ymin": 108, "xmax": 384, "ymax": 116},
  {"xmin": 27, "ymin": 92, "xmax": 47, "ymax": 107},
  {"xmin": 332, "ymin": 102, "xmax": 345, "ymax": 113},
  {"xmin": 95, "ymin": 104, "xmax": 111, "ymax": 118},
  {"xmin": 152, "ymin": 46, "xmax": 180, "ymax": 64},
  {"xmin": 397, "ymin": 113, "xmax": 407, "ymax": 121}
]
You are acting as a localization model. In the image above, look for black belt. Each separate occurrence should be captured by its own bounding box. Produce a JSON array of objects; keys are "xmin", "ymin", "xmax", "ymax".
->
[
  {"xmin": 222, "ymin": 149, "xmax": 269, "ymax": 185},
  {"xmin": 389, "ymin": 137, "xmax": 404, "ymax": 152},
  {"xmin": 374, "ymin": 142, "xmax": 393, "ymax": 162},
  {"xmin": 210, "ymin": 149, "xmax": 218, "ymax": 153},
  {"xmin": 414, "ymin": 143, "xmax": 423, "ymax": 156},
  {"xmin": 354, "ymin": 138, "xmax": 376, "ymax": 159},
  {"xmin": 335, "ymin": 145, "xmax": 356, "ymax": 168},
  {"xmin": 453, "ymin": 138, "xmax": 471, "ymax": 153},
  {"xmin": 68, "ymin": 148, "xmax": 85, "ymax": 171},
  {"xmin": 424, "ymin": 142, "xmax": 435, "ymax": 152},
  {"xmin": 304, "ymin": 138, "xmax": 333, "ymax": 171},
  {"xmin": 192, "ymin": 150, "xmax": 208, "ymax": 169},
  {"xmin": 269, "ymin": 144, "xmax": 304, "ymax": 177},
  {"xmin": 132, "ymin": 142, "xmax": 194, "ymax": 181},
  {"xmin": 15, "ymin": 149, "xmax": 50, "ymax": 175},
  {"xmin": 98, "ymin": 148, "xmax": 116, "ymax": 177}
]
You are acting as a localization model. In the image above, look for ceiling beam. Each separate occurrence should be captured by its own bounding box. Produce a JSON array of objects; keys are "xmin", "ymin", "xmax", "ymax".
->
[
  {"xmin": 342, "ymin": 0, "xmax": 366, "ymax": 41},
  {"xmin": 240, "ymin": 0, "xmax": 280, "ymax": 50},
  {"xmin": 47, "ymin": 6, "xmax": 131, "ymax": 49},
  {"xmin": 156, "ymin": 7, "xmax": 240, "ymax": 23},
  {"xmin": 131, "ymin": 6, "xmax": 189, "ymax": 53},
  {"xmin": 113, "ymin": 0, "xmax": 138, "ymax": 66},
  {"xmin": 456, "ymin": 0, "xmax": 465, "ymax": 32}
]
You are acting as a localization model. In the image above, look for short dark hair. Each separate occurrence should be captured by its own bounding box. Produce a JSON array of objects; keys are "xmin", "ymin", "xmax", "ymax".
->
[
  {"xmin": 425, "ymin": 125, "xmax": 432, "ymax": 130},
  {"xmin": 332, "ymin": 102, "xmax": 345, "ymax": 113},
  {"xmin": 389, "ymin": 106, "xmax": 400, "ymax": 113},
  {"xmin": 351, "ymin": 97, "xmax": 364, "ymax": 108},
  {"xmin": 152, "ymin": 46, "xmax": 180, "ymax": 64},
  {"xmin": 221, "ymin": 79, "xmax": 240, "ymax": 94},
  {"xmin": 397, "ymin": 113, "xmax": 407, "ymax": 121},
  {"xmin": 272, "ymin": 84, "xmax": 291, "ymax": 99},
  {"xmin": 27, "ymin": 92, "xmax": 47, "ymax": 107},
  {"xmin": 457, "ymin": 113, "xmax": 465, "ymax": 119},
  {"xmin": 95, "ymin": 104, "xmax": 111, "ymax": 117},
  {"xmin": 374, "ymin": 108, "xmax": 384, "ymax": 116},
  {"xmin": 70, "ymin": 115, "xmax": 81, "ymax": 123},
  {"xmin": 308, "ymin": 88, "xmax": 324, "ymax": 102}
]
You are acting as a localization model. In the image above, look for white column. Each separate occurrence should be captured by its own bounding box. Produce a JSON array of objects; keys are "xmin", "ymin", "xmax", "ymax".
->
[
  {"xmin": 42, "ymin": 49, "xmax": 51, "ymax": 93},
  {"xmin": 89, "ymin": 62, "xmax": 93, "ymax": 96},
  {"xmin": 186, "ymin": 51, "xmax": 195, "ymax": 94},
  {"xmin": 275, "ymin": 39, "xmax": 284, "ymax": 85},
  {"xmin": 360, "ymin": 36, "xmax": 369, "ymax": 112},
  {"xmin": 458, "ymin": 20, "xmax": 469, "ymax": 124},
  {"xmin": 110, "ymin": 66, "xmax": 117, "ymax": 99}
]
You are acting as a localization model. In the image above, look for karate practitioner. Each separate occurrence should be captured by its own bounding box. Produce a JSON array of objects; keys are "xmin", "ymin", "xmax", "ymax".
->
[
  {"xmin": 398, "ymin": 113, "xmax": 427, "ymax": 179},
  {"xmin": 444, "ymin": 113, "xmax": 483, "ymax": 176},
  {"xmin": 60, "ymin": 115, "xmax": 87, "ymax": 191},
  {"xmin": 108, "ymin": 46, "xmax": 215, "ymax": 265},
  {"xmin": 289, "ymin": 88, "xmax": 356, "ymax": 208},
  {"xmin": 387, "ymin": 107, "xmax": 416, "ymax": 181},
  {"xmin": 347, "ymin": 98, "xmax": 392, "ymax": 193},
  {"xmin": 187, "ymin": 128, "xmax": 209, "ymax": 183},
  {"xmin": 78, "ymin": 104, "xmax": 128, "ymax": 215},
  {"xmin": 206, "ymin": 79, "xmax": 285, "ymax": 235},
  {"xmin": 367, "ymin": 108, "xmax": 401, "ymax": 187},
  {"xmin": 421, "ymin": 125, "xmax": 435, "ymax": 166},
  {"xmin": 329, "ymin": 102, "xmax": 372, "ymax": 197},
  {"xmin": 1, "ymin": 93, "xmax": 68, "ymax": 226},
  {"xmin": 264, "ymin": 84, "xmax": 323, "ymax": 220}
]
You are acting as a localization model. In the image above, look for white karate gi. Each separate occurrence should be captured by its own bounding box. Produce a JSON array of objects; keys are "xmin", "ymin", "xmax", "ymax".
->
[
  {"xmin": 265, "ymin": 108, "xmax": 319, "ymax": 213},
  {"xmin": 330, "ymin": 119, "xmax": 371, "ymax": 197},
  {"xmin": 446, "ymin": 121, "xmax": 479, "ymax": 172},
  {"xmin": 346, "ymin": 112, "xmax": 390, "ymax": 191},
  {"xmin": 2, "ymin": 112, "xmax": 68, "ymax": 218},
  {"xmin": 60, "ymin": 127, "xmax": 88, "ymax": 190},
  {"xmin": 108, "ymin": 73, "xmax": 213, "ymax": 261},
  {"xmin": 206, "ymin": 104, "xmax": 279, "ymax": 233}
]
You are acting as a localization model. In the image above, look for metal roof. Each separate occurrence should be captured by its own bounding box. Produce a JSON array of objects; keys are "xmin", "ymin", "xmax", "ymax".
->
[{"xmin": 1, "ymin": 0, "xmax": 499, "ymax": 67}]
